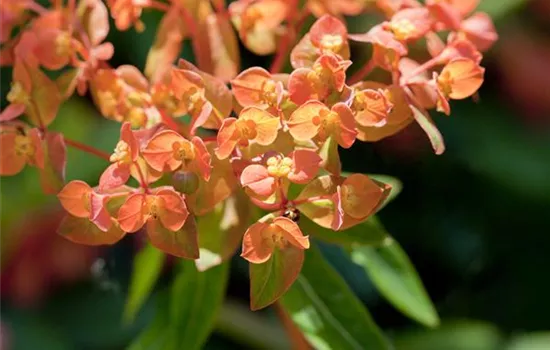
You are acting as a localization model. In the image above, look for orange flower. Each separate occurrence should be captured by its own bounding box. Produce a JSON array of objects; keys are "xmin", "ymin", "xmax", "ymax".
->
[
  {"xmin": 107, "ymin": 0, "xmax": 147, "ymax": 32},
  {"xmin": 353, "ymin": 83, "xmax": 413, "ymax": 142},
  {"xmin": 349, "ymin": 24, "xmax": 408, "ymax": 71},
  {"xmin": 241, "ymin": 217, "xmax": 309, "ymax": 264},
  {"xmin": 351, "ymin": 89, "xmax": 392, "ymax": 127},
  {"xmin": 332, "ymin": 174, "xmax": 389, "ymax": 230},
  {"xmin": 57, "ymin": 180, "xmax": 125, "ymax": 232},
  {"xmin": 0, "ymin": 0, "xmax": 28, "ymax": 44},
  {"xmin": 0, "ymin": 127, "xmax": 43, "ymax": 176},
  {"xmin": 307, "ymin": 0, "xmax": 365, "ymax": 17},
  {"xmin": 294, "ymin": 174, "xmax": 389, "ymax": 231},
  {"xmin": 291, "ymin": 15, "xmax": 350, "ymax": 69},
  {"xmin": 117, "ymin": 187, "xmax": 197, "ymax": 258},
  {"xmin": 287, "ymin": 101, "xmax": 357, "ymax": 148},
  {"xmin": 231, "ymin": 67, "xmax": 286, "ymax": 110},
  {"xmin": 142, "ymin": 130, "xmax": 212, "ymax": 180},
  {"xmin": 288, "ymin": 53, "xmax": 351, "ymax": 105},
  {"xmin": 240, "ymin": 150, "xmax": 322, "ymax": 197},
  {"xmin": 216, "ymin": 107, "xmax": 280, "ymax": 159},
  {"xmin": 99, "ymin": 123, "xmax": 139, "ymax": 190},
  {"xmin": 0, "ymin": 50, "xmax": 61, "ymax": 126},
  {"xmin": 229, "ymin": 0, "xmax": 288, "ymax": 55},
  {"xmin": 384, "ymin": 7, "xmax": 434, "ymax": 42},
  {"xmin": 434, "ymin": 58, "xmax": 484, "ymax": 115}
]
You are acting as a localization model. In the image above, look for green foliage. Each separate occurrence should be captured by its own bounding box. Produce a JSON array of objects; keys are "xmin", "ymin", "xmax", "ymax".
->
[
  {"xmin": 123, "ymin": 244, "xmax": 166, "ymax": 324},
  {"xmin": 129, "ymin": 260, "xmax": 229, "ymax": 350},
  {"xmin": 281, "ymin": 243, "xmax": 390, "ymax": 350},
  {"xmin": 349, "ymin": 237, "xmax": 439, "ymax": 327}
]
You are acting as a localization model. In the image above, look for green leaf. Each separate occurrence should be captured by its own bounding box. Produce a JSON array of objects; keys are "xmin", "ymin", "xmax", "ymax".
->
[
  {"xmin": 411, "ymin": 105, "xmax": 445, "ymax": 155},
  {"xmin": 300, "ymin": 215, "xmax": 388, "ymax": 248},
  {"xmin": 506, "ymin": 332, "xmax": 550, "ymax": 350},
  {"xmin": 128, "ymin": 291, "xmax": 172, "ymax": 350},
  {"xmin": 250, "ymin": 246, "xmax": 304, "ymax": 310},
  {"xmin": 281, "ymin": 243, "xmax": 390, "ymax": 350},
  {"xmin": 168, "ymin": 260, "xmax": 229, "ymax": 350},
  {"xmin": 349, "ymin": 237, "xmax": 439, "ymax": 327},
  {"xmin": 394, "ymin": 320, "xmax": 501, "ymax": 350},
  {"xmin": 319, "ymin": 137, "xmax": 341, "ymax": 176},
  {"xmin": 195, "ymin": 192, "xmax": 252, "ymax": 271},
  {"xmin": 123, "ymin": 244, "xmax": 165, "ymax": 324},
  {"xmin": 477, "ymin": 0, "xmax": 527, "ymax": 19}
]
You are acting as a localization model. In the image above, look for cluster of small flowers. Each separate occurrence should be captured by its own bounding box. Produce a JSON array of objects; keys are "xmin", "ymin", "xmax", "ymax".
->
[{"xmin": 0, "ymin": 0, "xmax": 497, "ymax": 307}]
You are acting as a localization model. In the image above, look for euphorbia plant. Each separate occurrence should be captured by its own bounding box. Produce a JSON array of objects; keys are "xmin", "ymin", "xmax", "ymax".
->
[{"xmin": 0, "ymin": 0, "xmax": 497, "ymax": 347}]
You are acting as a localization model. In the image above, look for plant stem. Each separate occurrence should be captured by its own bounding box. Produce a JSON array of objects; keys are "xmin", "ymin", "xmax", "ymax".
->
[
  {"xmin": 147, "ymin": 0, "xmax": 171, "ymax": 12},
  {"xmin": 274, "ymin": 302, "xmax": 311, "ymax": 350},
  {"xmin": 348, "ymin": 59, "xmax": 375, "ymax": 85},
  {"xmin": 64, "ymin": 138, "xmax": 111, "ymax": 161},
  {"xmin": 269, "ymin": 5, "xmax": 310, "ymax": 74}
]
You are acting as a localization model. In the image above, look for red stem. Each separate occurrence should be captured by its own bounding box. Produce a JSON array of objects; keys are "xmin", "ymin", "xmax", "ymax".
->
[
  {"xmin": 65, "ymin": 138, "xmax": 111, "ymax": 161},
  {"xmin": 347, "ymin": 59, "xmax": 375, "ymax": 85},
  {"xmin": 134, "ymin": 161, "xmax": 150, "ymax": 192},
  {"xmin": 147, "ymin": 0, "xmax": 171, "ymax": 12},
  {"xmin": 269, "ymin": 6, "xmax": 310, "ymax": 74}
]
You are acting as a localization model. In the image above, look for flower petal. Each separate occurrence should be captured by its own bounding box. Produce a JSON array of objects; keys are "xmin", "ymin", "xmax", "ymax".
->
[{"xmin": 241, "ymin": 221, "xmax": 273, "ymax": 264}]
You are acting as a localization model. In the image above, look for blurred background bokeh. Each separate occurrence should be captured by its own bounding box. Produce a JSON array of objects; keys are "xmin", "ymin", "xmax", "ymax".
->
[{"xmin": 1, "ymin": 0, "xmax": 550, "ymax": 349}]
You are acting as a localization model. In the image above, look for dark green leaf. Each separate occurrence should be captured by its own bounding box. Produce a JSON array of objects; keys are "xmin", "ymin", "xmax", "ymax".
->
[
  {"xmin": 299, "ymin": 215, "xmax": 388, "ymax": 248},
  {"xmin": 123, "ymin": 244, "xmax": 165, "ymax": 324},
  {"xmin": 349, "ymin": 237, "xmax": 439, "ymax": 327},
  {"xmin": 477, "ymin": 0, "xmax": 527, "ymax": 19},
  {"xmin": 281, "ymin": 243, "xmax": 390, "ymax": 350},
  {"xmin": 168, "ymin": 260, "xmax": 229, "ymax": 350}
]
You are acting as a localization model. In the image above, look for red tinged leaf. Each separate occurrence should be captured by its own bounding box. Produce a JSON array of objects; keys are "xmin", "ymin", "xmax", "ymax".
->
[
  {"xmin": 249, "ymin": 245, "xmax": 304, "ymax": 310},
  {"xmin": 0, "ymin": 103, "xmax": 26, "ymax": 122},
  {"xmin": 205, "ymin": 12, "xmax": 240, "ymax": 82},
  {"xmin": 147, "ymin": 213, "xmax": 199, "ymax": 259},
  {"xmin": 272, "ymin": 217, "xmax": 310, "ymax": 250},
  {"xmin": 460, "ymin": 12, "xmax": 498, "ymax": 52},
  {"xmin": 155, "ymin": 188, "xmax": 189, "ymax": 232},
  {"xmin": 410, "ymin": 104, "xmax": 446, "ymax": 155},
  {"xmin": 145, "ymin": 6, "xmax": 185, "ymax": 83},
  {"xmin": 57, "ymin": 214, "xmax": 125, "ymax": 246},
  {"xmin": 99, "ymin": 163, "xmax": 132, "ymax": 191},
  {"xmin": 39, "ymin": 131, "xmax": 67, "ymax": 194},
  {"xmin": 57, "ymin": 180, "xmax": 93, "ymax": 218},
  {"xmin": 241, "ymin": 221, "xmax": 274, "ymax": 264},
  {"xmin": 0, "ymin": 132, "xmax": 27, "ymax": 176},
  {"xmin": 117, "ymin": 193, "xmax": 148, "ymax": 233},
  {"xmin": 352, "ymin": 89, "xmax": 391, "ymax": 127}
]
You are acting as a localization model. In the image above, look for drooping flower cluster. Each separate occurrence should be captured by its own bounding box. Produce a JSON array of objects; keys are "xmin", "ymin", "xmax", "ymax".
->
[{"xmin": 0, "ymin": 0, "xmax": 496, "ymax": 309}]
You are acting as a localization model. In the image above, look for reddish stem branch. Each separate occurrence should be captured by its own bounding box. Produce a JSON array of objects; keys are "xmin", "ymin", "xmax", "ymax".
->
[
  {"xmin": 147, "ymin": 0, "xmax": 171, "ymax": 12},
  {"xmin": 347, "ymin": 59, "xmax": 375, "ymax": 85},
  {"xmin": 269, "ymin": 6, "xmax": 310, "ymax": 74},
  {"xmin": 65, "ymin": 138, "xmax": 111, "ymax": 161},
  {"xmin": 27, "ymin": 0, "xmax": 48, "ymax": 14}
]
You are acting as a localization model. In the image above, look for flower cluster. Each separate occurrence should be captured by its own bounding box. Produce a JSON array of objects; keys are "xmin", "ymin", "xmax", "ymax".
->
[{"xmin": 0, "ymin": 0, "xmax": 496, "ymax": 309}]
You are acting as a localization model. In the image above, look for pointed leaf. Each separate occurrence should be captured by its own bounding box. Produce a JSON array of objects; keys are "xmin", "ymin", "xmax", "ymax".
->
[
  {"xmin": 195, "ymin": 192, "xmax": 252, "ymax": 271},
  {"xmin": 123, "ymin": 243, "xmax": 166, "ymax": 324},
  {"xmin": 168, "ymin": 259, "xmax": 229, "ymax": 350},
  {"xmin": 299, "ymin": 215, "xmax": 389, "ymax": 248},
  {"xmin": 147, "ymin": 215, "xmax": 199, "ymax": 259},
  {"xmin": 349, "ymin": 237, "xmax": 440, "ymax": 328},
  {"xmin": 39, "ymin": 131, "xmax": 67, "ymax": 194},
  {"xmin": 280, "ymin": 243, "xmax": 390, "ymax": 350},
  {"xmin": 411, "ymin": 104, "xmax": 445, "ymax": 155},
  {"xmin": 250, "ymin": 246, "xmax": 304, "ymax": 310},
  {"xmin": 57, "ymin": 214, "xmax": 125, "ymax": 245}
]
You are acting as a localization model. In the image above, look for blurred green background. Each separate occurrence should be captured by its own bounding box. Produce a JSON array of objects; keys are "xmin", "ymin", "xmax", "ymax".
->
[{"xmin": 2, "ymin": 0, "xmax": 550, "ymax": 349}]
